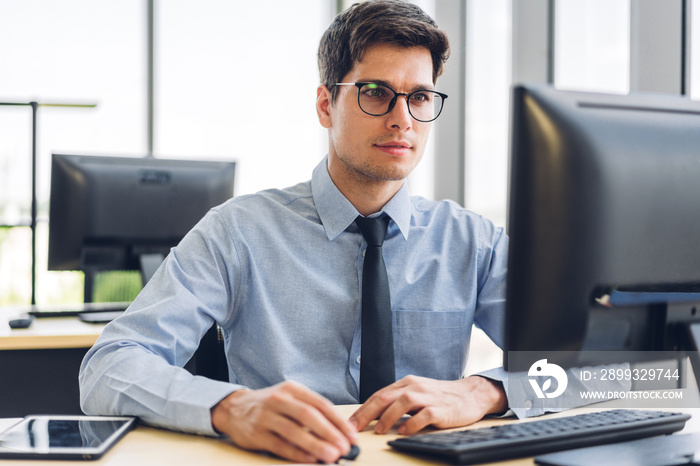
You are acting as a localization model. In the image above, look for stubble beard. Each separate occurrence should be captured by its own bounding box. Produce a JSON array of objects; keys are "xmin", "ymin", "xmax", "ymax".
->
[{"xmin": 336, "ymin": 151, "xmax": 418, "ymax": 184}]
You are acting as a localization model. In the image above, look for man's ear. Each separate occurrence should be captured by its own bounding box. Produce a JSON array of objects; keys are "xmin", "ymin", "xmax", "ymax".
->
[{"xmin": 316, "ymin": 85, "xmax": 333, "ymax": 129}]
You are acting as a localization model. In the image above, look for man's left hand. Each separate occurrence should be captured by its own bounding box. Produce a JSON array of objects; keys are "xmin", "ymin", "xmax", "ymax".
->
[{"xmin": 349, "ymin": 375, "xmax": 507, "ymax": 435}]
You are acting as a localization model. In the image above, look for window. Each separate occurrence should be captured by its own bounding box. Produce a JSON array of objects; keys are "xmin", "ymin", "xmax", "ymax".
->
[
  {"xmin": 464, "ymin": 0, "xmax": 511, "ymax": 229},
  {"xmin": 554, "ymin": 0, "xmax": 630, "ymax": 94},
  {"xmin": 0, "ymin": 0, "xmax": 146, "ymax": 305},
  {"xmin": 155, "ymin": 0, "xmax": 436, "ymax": 199},
  {"xmin": 155, "ymin": 0, "xmax": 331, "ymax": 195},
  {"xmin": 691, "ymin": 0, "xmax": 700, "ymax": 99}
]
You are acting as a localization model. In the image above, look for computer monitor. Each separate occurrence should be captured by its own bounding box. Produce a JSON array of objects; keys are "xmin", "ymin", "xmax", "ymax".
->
[
  {"xmin": 48, "ymin": 153, "xmax": 236, "ymax": 295},
  {"xmin": 504, "ymin": 84, "xmax": 700, "ymax": 382}
]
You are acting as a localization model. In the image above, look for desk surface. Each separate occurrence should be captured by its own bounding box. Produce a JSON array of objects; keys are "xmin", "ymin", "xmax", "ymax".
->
[
  {"xmin": 1, "ymin": 403, "xmax": 698, "ymax": 466},
  {"xmin": 0, "ymin": 312, "xmax": 104, "ymax": 350}
]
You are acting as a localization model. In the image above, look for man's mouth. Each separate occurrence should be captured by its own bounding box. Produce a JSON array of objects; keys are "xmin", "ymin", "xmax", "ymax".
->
[
  {"xmin": 374, "ymin": 141, "xmax": 413, "ymax": 155},
  {"xmin": 376, "ymin": 141, "xmax": 411, "ymax": 149}
]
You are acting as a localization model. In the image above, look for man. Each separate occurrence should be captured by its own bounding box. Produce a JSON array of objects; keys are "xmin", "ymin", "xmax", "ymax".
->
[{"xmin": 79, "ymin": 1, "xmax": 509, "ymax": 463}]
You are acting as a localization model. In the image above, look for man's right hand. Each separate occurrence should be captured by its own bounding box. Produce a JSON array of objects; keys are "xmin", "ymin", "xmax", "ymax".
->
[{"xmin": 211, "ymin": 381, "xmax": 358, "ymax": 463}]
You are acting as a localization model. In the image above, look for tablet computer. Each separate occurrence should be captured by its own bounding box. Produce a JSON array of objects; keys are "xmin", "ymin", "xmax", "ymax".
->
[{"xmin": 0, "ymin": 415, "xmax": 137, "ymax": 460}]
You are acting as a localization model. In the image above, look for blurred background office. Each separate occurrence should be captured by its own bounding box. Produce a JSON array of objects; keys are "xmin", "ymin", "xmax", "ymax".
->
[{"xmin": 0, "ymin": 0, "xmax": 698, "ymax": 316}]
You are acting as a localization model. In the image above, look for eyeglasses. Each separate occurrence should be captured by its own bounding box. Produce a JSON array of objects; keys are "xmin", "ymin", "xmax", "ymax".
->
[{"xmin": 334, "ymin": 82, "xmax": 448, "ymax": 123}]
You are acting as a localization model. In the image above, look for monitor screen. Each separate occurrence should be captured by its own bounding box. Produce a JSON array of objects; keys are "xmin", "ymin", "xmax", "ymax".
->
[
  {"xmin": 48, "ymin": 153, "xmax": 236, "ymax": 280},
  {"xmin": 504, "ymin": 84, "xmax": 700, "ymax": 375}
]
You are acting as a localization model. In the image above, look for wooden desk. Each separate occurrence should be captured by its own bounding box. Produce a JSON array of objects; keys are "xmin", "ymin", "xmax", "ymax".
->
[
  {"xmin": 0, "ymin": 308, "xmax": 216, "ymax": 416},
  {"xmin": 0, "ymin": 310, "xmax": 105, "ymax": 416},
  {"xmin": 0, "ymin": 315, "xmax": 104, "ymax": 350},
  {"xmin": 0, "ymin": 404, "xmax": 697, "ymax": 466}
]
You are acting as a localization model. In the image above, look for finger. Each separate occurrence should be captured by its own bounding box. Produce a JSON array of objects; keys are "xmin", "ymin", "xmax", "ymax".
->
[
  {"xmin": 266, "ymin": 414, "xmax": 344, "ymax": 464},
  {"xmin": 374, "ymin": 390, "xmax": 427, "ymax": 434},
  {"xmin": 254, "ymin": 430, "xmax": 318, "ymax": 464},
  {"xmin": 349, "ymin": 385, "xmax": 401, "ymax": 432},
  {"xmin": 284, "ymin": 383, "xmax": 359, "ymax": 445},
  {"xmin": 268, "ymin": 387, "xmax": 354, "ymax": 454},
  {"xmin": 397, "ymin": 405, "xmax": 443, "ymax": 435},
  {"xmin": 349, "ymin": 396, "xmax": 386, "ymax": 432}
]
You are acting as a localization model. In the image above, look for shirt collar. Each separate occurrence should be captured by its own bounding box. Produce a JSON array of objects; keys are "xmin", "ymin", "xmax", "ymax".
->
[{"xmin": 311, "ymin": 156, "xmax": 411, "ymax": 241}]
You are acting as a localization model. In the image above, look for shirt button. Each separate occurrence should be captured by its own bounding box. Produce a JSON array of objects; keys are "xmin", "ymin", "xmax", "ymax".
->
[
  {"xmin": 356, "ymin": 355, "xmax": 361, "ymax": 364},
  {"xmin": 524, "ymin": 400, "xmax": 533, "ymax": 410}
]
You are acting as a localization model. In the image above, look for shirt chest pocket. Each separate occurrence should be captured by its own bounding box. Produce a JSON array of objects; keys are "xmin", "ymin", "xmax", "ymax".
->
[{"xmin": 393, "ymin": 310, "xmax": 469, "ymax": 381}]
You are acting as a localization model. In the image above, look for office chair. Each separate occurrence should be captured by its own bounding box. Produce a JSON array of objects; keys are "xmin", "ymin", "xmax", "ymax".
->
[{"xmin": 187, "ymin": 324, "xmax": 229, "ymax": 382}]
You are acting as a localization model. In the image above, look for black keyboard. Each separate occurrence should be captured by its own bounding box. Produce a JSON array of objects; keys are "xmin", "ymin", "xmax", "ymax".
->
[{"xmin": 388, "ymin": 409, "xmax": 690, "ymax": 465}]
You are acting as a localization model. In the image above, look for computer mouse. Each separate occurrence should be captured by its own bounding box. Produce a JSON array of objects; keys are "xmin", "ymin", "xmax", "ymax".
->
[
  {"xmin": 8, "ymin": 313, "xmax": 34, "ymax": 329},
  {"xmin": 338, "ymin": 444, "xmax": 360, "ymax": 462}
]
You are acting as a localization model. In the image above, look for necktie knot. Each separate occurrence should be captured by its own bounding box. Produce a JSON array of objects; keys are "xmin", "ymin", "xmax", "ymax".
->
[{"xmin": 355, "ymin": 215, "xmax": 389, "ymax": 247}]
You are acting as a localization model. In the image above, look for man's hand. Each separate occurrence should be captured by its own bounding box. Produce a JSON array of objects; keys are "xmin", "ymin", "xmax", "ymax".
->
[
  {"xmin": 211, "ymin": 381, "xmax": 358, "ymax": 464},
  {"xmin": 349, "ymin": 375, "xmax": 507, "ymax": 435}
]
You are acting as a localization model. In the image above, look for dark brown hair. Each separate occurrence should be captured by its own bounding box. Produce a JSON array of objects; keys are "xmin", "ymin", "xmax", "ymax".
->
[{"xmin": 318, "ymin": 0, "xmax": 450, "ymax": 101}]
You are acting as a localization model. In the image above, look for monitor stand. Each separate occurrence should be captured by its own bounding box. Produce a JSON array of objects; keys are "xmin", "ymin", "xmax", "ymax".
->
[
  {"xmin": 76, "ymin": 253, "xmax": 166, "ymax": 324},
  {"xmin": 139, "ymin": 253, "xmax": 166, "ymax": 287},
  {"xmin": 681, "ymin": 321, "xmax": 700, "ymax": 387}
]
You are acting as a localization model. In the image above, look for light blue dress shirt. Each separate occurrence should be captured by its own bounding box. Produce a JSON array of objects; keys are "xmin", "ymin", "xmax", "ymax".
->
[{"xmin": 79, "ymin": 156, "xmax": 509, "ymax": 435}]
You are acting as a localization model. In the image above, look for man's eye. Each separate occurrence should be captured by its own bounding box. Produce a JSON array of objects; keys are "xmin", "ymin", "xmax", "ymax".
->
[
  {"xmin": 363, "ymin": 88, "xmax": 386, "ymax": 98},
  {"xmin": 411, "ymin": 92, "xmax": 432, "ymax": 103}
]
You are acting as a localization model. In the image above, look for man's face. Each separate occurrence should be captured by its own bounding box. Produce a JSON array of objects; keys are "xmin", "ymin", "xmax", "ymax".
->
[{"xmin": 319, "ymin": 43, "xmax": 435, "ymax": 184}]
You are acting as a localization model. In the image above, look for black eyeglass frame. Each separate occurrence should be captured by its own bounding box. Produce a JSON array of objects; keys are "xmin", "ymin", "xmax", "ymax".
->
[{"xmin": 334, "ymin": 82, "xmax": 448, "ymax": 123}]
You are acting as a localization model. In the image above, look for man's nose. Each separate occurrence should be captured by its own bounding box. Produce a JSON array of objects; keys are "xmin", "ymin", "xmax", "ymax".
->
[{"xmin": 386, "ymin": 94, "xmax": 413, "ymax": 130}]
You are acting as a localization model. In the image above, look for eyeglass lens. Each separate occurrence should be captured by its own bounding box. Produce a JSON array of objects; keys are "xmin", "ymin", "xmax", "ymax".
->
[{"xmin": 358, "ymin": 83, "xmax": 444, "ymax": 122}]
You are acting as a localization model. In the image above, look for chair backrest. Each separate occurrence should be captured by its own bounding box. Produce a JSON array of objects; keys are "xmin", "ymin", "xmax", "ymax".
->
[{"xmin": 186, "ymin": 324, "xmax": 228, "ymax": 382}]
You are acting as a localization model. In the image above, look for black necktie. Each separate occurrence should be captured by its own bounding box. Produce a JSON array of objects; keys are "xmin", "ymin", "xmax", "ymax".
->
[{"xmin": 355, "ymin": 215, "xmax": 395, "ymax": 402}]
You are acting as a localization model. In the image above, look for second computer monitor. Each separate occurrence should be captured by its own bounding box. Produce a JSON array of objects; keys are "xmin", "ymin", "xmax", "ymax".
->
[{"xmin": 48, "ymin": 153, "xmax": 236, "ymax": 285}]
